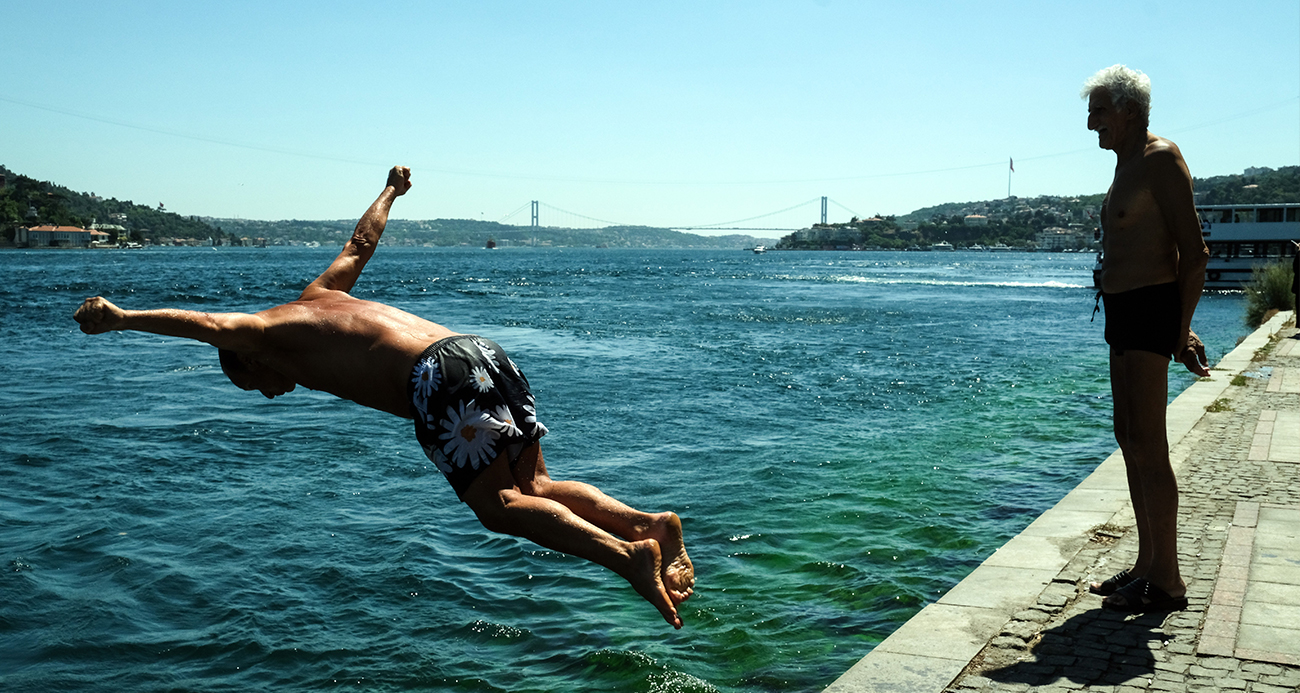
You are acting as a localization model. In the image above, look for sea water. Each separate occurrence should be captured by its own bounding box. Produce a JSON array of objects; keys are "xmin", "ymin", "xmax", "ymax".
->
[{"xmin": 0, "ymin": 247, "xmax": 1251, "ymax": 692}]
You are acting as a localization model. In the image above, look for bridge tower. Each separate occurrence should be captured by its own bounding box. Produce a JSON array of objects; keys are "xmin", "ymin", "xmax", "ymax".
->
[
  {"xmin": 821, "ymin": 196, "xmax": 827, "ymax": 225},
  {"xmin": 531, "ymin": 201, "xmax": 539, "ymax": 246}
]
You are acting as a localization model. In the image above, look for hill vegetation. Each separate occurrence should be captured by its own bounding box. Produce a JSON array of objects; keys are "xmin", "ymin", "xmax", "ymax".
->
[
  {"xmin": 0, "ymin": 165, "xmax": 217, "ymax": 243},
  {"xmin": 4, "ymin": 164, "xmax": 1296, "ymax": 250},
  {"xmin": 1194, "ymin": 166, "xmax": 1300, "ymax": 206},
  {"xmin": 775, "ymin": 165, "xmax": 1300, "ymax": 251},
  {"xmin": 0, "ymin": 164, "xmax": 768, "ymax": 248},
  {"xmin": 207, "ymin": 216, "xmax": 770, "ymax": 249}
]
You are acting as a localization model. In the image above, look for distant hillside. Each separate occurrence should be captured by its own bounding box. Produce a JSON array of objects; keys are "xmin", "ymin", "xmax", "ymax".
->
[
  {"xmin": 0, "ymin": 164, "xmax": 773, "ymax": 249},
  {"xmin": 897, "ymin": 165, "xmax": 1299, "ymax": 222},
  {"xmin": 780, "ymin": 165, "xmax": 1300, "ymax": 250},
  {"xmin": 1193, "ymin": 165, "xmax": 1300, "ymax": 205},
  {"xmin": 898, "ymin": 193, "xmax": 1105, "ymax": 225},
  {"xmin": 0, "ymin": 164, "xmax": 216, "ymax": 243},
  {"xmin": 6, "ymin": 163, "xmax": 1293, "ymax": 250},
  {"xmin": 208, "ymin": 216, "xmax": 774, "ymax": 249}
]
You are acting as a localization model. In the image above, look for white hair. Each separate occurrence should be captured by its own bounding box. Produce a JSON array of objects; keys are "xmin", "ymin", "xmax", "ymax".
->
[{"xmin": 1081, "ymin": 64, "xmax": 1151, "ymax": 123}]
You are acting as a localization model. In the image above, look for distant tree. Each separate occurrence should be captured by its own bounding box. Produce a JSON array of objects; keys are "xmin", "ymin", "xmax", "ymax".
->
[{"xmin": 1195, "ymin": 166, "xmax": 1300, "ymax": 205}]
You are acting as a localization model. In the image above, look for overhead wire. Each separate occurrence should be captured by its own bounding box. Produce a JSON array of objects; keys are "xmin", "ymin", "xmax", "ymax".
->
[{"xmin": 3, "ymin": 91, "xmax": 1297, "ymax": 228}]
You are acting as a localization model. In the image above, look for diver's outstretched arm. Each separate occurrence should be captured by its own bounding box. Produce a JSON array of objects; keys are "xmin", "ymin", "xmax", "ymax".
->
[
  {"xmin": 304, "ymin": 166, "xmax": 412, "ymax": 296},
  {"xmin": 74, "ymin": 296, "xmax": 266, "ymax": 352}
]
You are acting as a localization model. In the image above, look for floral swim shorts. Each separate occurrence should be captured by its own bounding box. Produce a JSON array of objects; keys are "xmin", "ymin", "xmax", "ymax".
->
[{"xmin": 408, "ymin": 335, "xmax": 548, "ymax": 500}]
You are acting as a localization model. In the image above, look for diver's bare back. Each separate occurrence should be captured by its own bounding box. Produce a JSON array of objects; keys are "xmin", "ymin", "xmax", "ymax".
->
[
  {"xmin": 1098, "ymin": 136, "xmax": 1184, "ymax": 294},
  {"xmin": 255, "ymin": 290, "xmax": 456, "ymax": 417}
]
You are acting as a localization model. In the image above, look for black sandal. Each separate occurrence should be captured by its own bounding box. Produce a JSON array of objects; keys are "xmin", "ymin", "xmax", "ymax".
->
[
  {"xmin": 1089, "ymin": 569, "xmax": 1133, "ymax": 596},
  {"xmin": 1102, "ymin": 578, "xmax": 1188, "ymax": 613}
]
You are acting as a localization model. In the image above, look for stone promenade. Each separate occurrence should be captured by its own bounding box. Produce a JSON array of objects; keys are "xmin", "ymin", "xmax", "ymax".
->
[{"xmin": 826, "ymin": 311, "xmax": 1300, "ymax": 693}]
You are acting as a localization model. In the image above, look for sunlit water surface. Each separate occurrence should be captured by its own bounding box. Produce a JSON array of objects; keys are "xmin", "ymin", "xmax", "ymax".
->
[{"xmin": 0, "ymin": 247, "xmax": 1250, "ymax": 692}]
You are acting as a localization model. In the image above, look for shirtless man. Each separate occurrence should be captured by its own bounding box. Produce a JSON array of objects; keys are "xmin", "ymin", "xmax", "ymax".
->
[
  {"xmin": 1292, "ymin": 240, "xmax": 1299, "ymax": 314},
  {"xmin": 73, "ymin": 166, "xmax": 694, "ymax": 628},
  {"xmin": 1082, "ymin": 65, "xmax": 1210, "ymax": 613}
]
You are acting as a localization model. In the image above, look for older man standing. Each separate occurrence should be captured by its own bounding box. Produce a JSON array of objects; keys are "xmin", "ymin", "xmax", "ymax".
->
[{"xmin": 1082, "ymin": 65, "xmax": 1210, "ymax": 613}]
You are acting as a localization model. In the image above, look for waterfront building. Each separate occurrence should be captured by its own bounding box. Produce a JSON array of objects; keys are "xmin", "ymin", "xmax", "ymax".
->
[
  {"xmin": 16, "ymin": 225, "xmax": 105, "ymax": 248},
  {"xmin": 1035, "ymin": 226, "xmax": 1092, "ymax": 251}
]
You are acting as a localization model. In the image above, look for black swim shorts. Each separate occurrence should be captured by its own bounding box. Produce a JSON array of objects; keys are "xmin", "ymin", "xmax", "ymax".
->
[
  {"xmin": 408, "ymin": 335, "xmax": 548, "ymax": 500},
  {"xmin": 1101, "ymin": 282, "xmax": 1181, "ymax": 358}
]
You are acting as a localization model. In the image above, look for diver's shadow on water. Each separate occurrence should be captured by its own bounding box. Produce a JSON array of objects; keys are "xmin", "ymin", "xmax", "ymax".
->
[{"xmin": 979, "ymin": 607, "xmax": 1169, "ymax": 687}]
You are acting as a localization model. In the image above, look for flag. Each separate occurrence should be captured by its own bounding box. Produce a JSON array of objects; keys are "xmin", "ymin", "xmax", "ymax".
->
[{"xmin": 1009, "ymin": 158, "xmax": 1015, "ymax": 173}]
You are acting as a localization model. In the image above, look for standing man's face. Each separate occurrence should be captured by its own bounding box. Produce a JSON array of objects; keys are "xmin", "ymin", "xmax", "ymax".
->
[{"xmin": 1087, "ymin": 90, "xmax": 1133, "ymax": 151}]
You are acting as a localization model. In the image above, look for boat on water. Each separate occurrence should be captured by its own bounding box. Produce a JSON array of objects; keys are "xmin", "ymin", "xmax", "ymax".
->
[
  {"xmin": 1198, "ymin": 203, "xmax": 1298, "ymax": 289},
  {"xmin": 968, "ymin": 244, "xmax": 987, "ymax": 252},
  {"xmin": 988, "ymin": 243, "xmax": 1013, "ymax": 252},
  {"xmin": 485, "ymin": 238, "xmax": 497, "ymax": 250},
  {"xmin": 928, "ymin": 241, "xmax": 955, "ymax": 251},
  {"xmin": 752, "ymin": 245, "xmax": 767, "ymax": 254},
  {"xmin": 1091, "ymin": 202, "xmax": 1299, "ymax": 290}
]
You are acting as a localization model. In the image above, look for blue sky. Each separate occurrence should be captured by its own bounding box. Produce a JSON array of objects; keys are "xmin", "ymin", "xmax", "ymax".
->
[{"xmin": 2, "ymin": 1, "xmax": 1297, "ymax": 234}]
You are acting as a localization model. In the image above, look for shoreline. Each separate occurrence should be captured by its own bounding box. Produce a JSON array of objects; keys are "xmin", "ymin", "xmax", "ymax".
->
[{"xmin": 825, "ymin": 310, "xmax": 1298, "ymax": 692}]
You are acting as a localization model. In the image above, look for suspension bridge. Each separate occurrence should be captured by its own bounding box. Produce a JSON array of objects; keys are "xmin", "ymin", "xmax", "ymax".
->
[{"xmin": 494, "ymin": 196, "xmax": 865, "ymax": 231}]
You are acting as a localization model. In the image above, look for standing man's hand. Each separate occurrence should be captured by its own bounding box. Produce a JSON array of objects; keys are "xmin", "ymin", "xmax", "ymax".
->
[
  {"xmin": 1179, "ymin": 330, "xmax": 1210, "ymax": 377},
  {"xmin": 388, "ymin": 166, "xmax": 412, "ymax": 196},
  {"xmin": 74, "ymin": 296, "xmax": 126, "ymax": 334}
]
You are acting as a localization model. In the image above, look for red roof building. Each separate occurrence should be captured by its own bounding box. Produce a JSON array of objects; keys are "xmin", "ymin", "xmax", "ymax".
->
[{"xmin": 17, "ymin": 225, "xmax": 97, "ymax": 247}]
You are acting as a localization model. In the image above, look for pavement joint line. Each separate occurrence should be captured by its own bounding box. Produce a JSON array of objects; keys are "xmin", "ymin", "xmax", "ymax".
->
[
  {"xmin": 1258, "ymin": 409, "xmax": 1300, "ymax": 463},
  {"xmin": 1199, "ymin": 500, "xmax": 1254, "ymax": 658},
  {"xmin": 1233, "ymin": 501, "xmax": 1300, "ymax": 666},
  {"xmin": 823, "ymin": 311, "xmax": 1298, "ymax": 693}
]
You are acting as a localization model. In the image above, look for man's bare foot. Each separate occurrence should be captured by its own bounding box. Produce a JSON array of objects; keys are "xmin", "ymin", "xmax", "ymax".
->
[
  {"xmin": 625, "ymin": 539, "xmax": 682, "ymax": 629},
  {"xmin": 646, "ymin": 512, "xmax": 695, "ymax": 605}
]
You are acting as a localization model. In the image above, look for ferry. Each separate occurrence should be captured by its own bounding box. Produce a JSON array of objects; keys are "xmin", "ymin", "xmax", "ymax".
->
[
  {"xmin": 928, "ymin": 241, "xmax": 955, "ymax": 251},
  {"xmin": 752, "ymin": 245, "xmax": 767, "ymax": 254},
  {"xmin": 1198, "ymin": 203, "xmax": 1298, "ymax": 289},
  {"xmin": 1091, "ymin": 203, "xmax": 1299, "ymax": 290}
]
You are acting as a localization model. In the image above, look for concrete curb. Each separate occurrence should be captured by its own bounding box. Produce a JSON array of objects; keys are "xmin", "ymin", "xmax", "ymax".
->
[{"xmin": 823, "ymin": 311, "xmax": 1295, "ymax": 693}]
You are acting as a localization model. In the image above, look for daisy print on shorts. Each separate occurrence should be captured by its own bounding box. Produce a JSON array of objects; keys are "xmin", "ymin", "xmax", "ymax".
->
[
  {"xmin": 469, "ymin": 366, "xmax": 494, "ymax": 393},
  {"xmin": 522, "ymin": 403, "xmax": 548, "ymax": 437},
  {"xmin": 473, "ymin": 338, "xmax": 501, "ymax": 372},
  {"xmin": 424, "ymin": 442, "xmax": 454, "ymax": 475},
  {"xmin": 487, "ymin": 404, "xmax": 523, "ymax": 437},
  {"xmin": 438, "ymin": 399, "xmax": 499, "ymax": 469},
  {"xmin": 410, "ymin": 357, "xmax": 441, "ymax": 415}
]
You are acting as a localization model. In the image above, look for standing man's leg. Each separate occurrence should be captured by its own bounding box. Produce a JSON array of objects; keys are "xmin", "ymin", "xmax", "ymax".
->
[
  {"xmin": 1291, "ymin": 244, "xmax": 1299, "ymax": 316},
  {"xmin": 1107, "ymin": 349, "xmax": 1187, "ymax": 610}
]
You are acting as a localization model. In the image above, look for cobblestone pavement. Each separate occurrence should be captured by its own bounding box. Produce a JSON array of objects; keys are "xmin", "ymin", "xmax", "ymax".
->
[{"xmin": 948, "ymin": 324, "xmax": 1300, "ymax": 693}]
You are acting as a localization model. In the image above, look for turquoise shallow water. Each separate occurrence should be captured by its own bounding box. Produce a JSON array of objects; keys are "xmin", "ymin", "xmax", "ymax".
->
[{"xmin": 0, "ymin": 248, "xmax": 1249, "ymax": 692}]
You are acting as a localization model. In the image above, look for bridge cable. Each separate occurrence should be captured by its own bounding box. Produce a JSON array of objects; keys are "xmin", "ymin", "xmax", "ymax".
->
[
  {"xmin": 827, "ymin": 198, "xmax": 862, "ymax": 220},
  {"xmin": 680, "ymin": 197, "xmax": 821, "ymax": 229},
  {"xmin": 537, "ymin": 202, "xmax": 631, "ymax": 228},
  {"xmin": 497, "ymin": 202, "xmax": 530, "ymax": 224}
]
